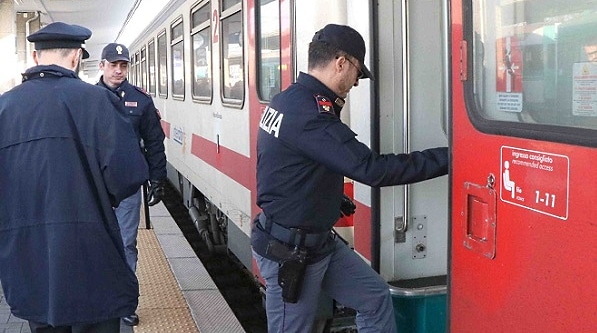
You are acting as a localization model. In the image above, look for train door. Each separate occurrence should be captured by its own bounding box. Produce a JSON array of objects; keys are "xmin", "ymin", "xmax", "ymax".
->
[
  {"xmin": 340, "ymin": 0, "xmax": 448, "ymax": 332},
  {"xmin": 450, "ymin": 0, "xmax": 597, "ymax": 331},
  {"xmin": 371, "ymin": 1, "xmax": 451, "ymax": 330},
  {"xmin": 375, "ymin": 0, "xmax": 449, "ymax": 280}
]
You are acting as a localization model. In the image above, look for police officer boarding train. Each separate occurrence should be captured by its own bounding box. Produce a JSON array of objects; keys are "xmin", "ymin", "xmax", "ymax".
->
[
  {"xmin": 97, "ymin": 43, "xmax": 167, "ymax": 326},
  {"xmin": 252, "ymin": 24, "xmax": 448, "ymax": 333}
]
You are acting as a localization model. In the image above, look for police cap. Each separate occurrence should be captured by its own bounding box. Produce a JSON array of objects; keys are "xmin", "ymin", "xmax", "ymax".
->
[
  {"xmin": 312, "ymin": 24, "xmax": 374, "ymax": 80},
  {"xmin": 101, "ymin": 43, "xmax": 130, "ymax": 63},
  {"xmin": 27, "ymin": 22, "xmax": 91, "ymax": 59}
]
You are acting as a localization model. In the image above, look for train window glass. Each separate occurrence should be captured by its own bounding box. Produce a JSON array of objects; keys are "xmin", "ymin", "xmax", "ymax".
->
[
  {"xmin": 221, "ymin": 11, "xmax": 244, "ymax": 103},
  {"xmin": 191, "ymin": 1, "xmax": 212, "ymax": 102},
  {"xmin": 157, "ymin": 30, "xmax": 168, "ymax": 98},
  {"xmin": 172, "ymin": 19, "xmax": 184, "ymax": 40},
  {"xmin": 148, "ymin": 39, "xmax": 156, "ymax": 96},
  {"xmin": 192, "ymin": 1, "xmax": 211, "ymax": 27},
  {"xmin": 471, "ymin": 0, "xmax": 597, "ymax": 131},
  {"xmin": 130, "ymin": 53, "xmax": 137, "ymax": 85},
  {"xmin": 221, "ymin": 0, "xmax": 240, "ymax": 12},
  {"xmin": 140, "ymin": 46, "xmax": 147, "ymax": 91},
  {"xmin": 128, "ymin": 59, "xmax": 134, "ymax": 83},
  {"xmin": 256, "ymin": 0, "xmax": 280, "ymax": 102},
  {"xmin": 171, "ymin": 18, "xmax": 185, "ymax": 100},
  {"xmin": 135, "ymin": 52, "xmax": 141, "ymax": 87}
]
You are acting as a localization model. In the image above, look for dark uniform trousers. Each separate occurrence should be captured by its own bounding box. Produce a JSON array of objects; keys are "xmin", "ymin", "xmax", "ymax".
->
[{"xmin": 96, "ymin": 78, "xmax": 166, "ymax": 275}]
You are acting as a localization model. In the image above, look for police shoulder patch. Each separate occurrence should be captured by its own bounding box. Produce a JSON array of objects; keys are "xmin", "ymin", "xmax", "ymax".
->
[{"xmin": 314, "ymin": 95, "xmax": 334, "ymax": 114}]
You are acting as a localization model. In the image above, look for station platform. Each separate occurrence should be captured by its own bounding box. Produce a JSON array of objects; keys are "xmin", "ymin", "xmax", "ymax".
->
[{"xmin": 0, "ymin": 202, "xmax": 245, "ymax": 333}]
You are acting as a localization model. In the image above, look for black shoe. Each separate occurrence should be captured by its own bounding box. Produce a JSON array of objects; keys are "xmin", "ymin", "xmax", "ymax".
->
[{"xmin": 122, "ymin": 314, "xmax": 139, "ymax": 326}]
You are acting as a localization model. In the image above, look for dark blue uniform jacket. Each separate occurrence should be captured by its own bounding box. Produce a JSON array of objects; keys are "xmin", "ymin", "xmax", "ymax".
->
[
  {"xmin": 253, "ymin": 72, "xmax": 448, "ymax": 260},
  {"xmin": 0, "ymin": 65, "xmax": 149, "ymax": 326},
  {"xmin": 97, "ymin": 78, "xmax": 166, "ymax": 181}
]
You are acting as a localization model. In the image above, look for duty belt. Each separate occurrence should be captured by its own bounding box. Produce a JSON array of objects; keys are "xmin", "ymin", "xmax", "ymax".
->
[{"xmin": 257, "ymin": 213, "xmax": 330, "ymax": 248}]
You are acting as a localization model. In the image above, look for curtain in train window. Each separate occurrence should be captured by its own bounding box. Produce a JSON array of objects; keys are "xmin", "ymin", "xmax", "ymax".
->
[
  {"xmin": 148, "ymin": 39, "xmax": 156, "ymax": 95},
  {"xmin": 472, "ymin": 0, "xmax": 597, "ymax": 129},
  {"xmin": 191, "ymin": 1, "xmax": 212, "ymax": 101},
  {"xmin": 222, "ymin": 11, "xmax": 243, "ymax": 101},
  {"xmin": 257, "ymin": 0, "xmax": 281, "ymax": 101},
  {"xmin": 157, "ymin": 31, "xmax": 168, "ymax": 98},
  {"xmin": 171, "ymin": 19, "xmax": 185, "ymax": 99}
]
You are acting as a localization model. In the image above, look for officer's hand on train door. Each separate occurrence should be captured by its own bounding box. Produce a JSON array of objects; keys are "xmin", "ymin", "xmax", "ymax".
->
[
  {"xmin": 340, "ymin": 194, "xmax": 356, "ymax": 217},
  {"xmin": 147, "ymin": 180, "xmax": 165, "ymax": 206}
]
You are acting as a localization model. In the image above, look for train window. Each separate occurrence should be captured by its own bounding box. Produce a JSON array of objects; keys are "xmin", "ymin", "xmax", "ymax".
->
[
  {"xmin": 148, "ymin": 39, "xmax": 156, "ymax": 96},
  {"xmin": 171, "ymin": 18, "xmax": 185, "ymax": 100},
  {"xmin": 140, "ymin": 46, "xmax": 147, "ymax": 91},
  {"xmin": 256, "ymin": 0, "xmax": 280, "ymax": 102},
  {"xmin": 221, "ymin": 10, "xmax": 244, "ymax": 104},
  {"xmin": 468, "ymin": 0, "xmax": 597, "ymax": 143},
  {"xmin": 128, "ymin": 58, "xmax": 134, "ymax": 83},
  {"xmin": 191, "ymin": 1, "xmax": 212, "ymax": 102},
  {"xmin": 157, "ymin": 30, "xmax": 168, "ymax": 98},
  {"xmin": 221, "ymin": 0, "xmax": 240, "ymax": 12},
  {"xmin": 130, "ymin": 53, "xmax": 137, "ymax": 85},
  {"xmin": 135, "ymin": 51, "xmax": 141, "ymax": 87}
]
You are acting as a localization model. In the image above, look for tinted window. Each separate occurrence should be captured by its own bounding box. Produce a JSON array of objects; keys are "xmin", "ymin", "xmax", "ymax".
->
[
  {"xmin": 157, "ymin": 31, "xmax": 168, "ymax": 98},
  {"xmin": 148, "ymin": 39, "xmax": 156, "ymax": 95},
  {"xmin": 470, "ymin": 0, "xmax": 597, "ymax": 130},
  {"xmin": 191, "ymin": 2, "xmax": 212, "ymax": 101},
  {"xmin": 171, "ymin": 19, "xmax": 185, "ymax": 99},
  {"xmin": 221, "ymin": 11, "xmax": 243, "ymax": 102},
  {"xmin": 257, "ymin": 0, "xmax": 280, "ymax": 101}
]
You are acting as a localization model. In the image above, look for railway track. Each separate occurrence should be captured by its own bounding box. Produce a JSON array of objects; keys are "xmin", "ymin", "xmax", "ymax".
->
[{"xmin": 161, "ymin": 181, "xmax": 268, "ymax": 333}]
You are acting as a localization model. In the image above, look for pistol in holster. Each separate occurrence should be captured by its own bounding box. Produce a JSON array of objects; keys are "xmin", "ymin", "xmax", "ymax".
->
[{"xmin": 265, "ymin": 239, "xmax": 307, "ymax": 303}]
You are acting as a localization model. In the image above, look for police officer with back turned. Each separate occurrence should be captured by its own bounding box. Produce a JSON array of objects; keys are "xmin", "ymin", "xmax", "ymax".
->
[
  {"xmin": 97, "ymin": 43, "xmax": 167, "ymax": 326},
  {"xmin": 252, "ymin": 24, "xmax": 449, "ymax": 333},
  {"xmin": 0, "ymin": 22, "xmax": 149, "ymax": 333}
]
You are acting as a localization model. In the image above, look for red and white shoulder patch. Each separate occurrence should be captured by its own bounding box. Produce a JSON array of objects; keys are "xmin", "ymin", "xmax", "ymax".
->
[{"xmin": 314, "ymin": 95, "xmax": 334, "ymax": 114}]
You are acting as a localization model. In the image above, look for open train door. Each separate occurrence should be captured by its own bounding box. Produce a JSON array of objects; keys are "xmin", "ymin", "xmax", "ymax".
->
[
  {"xmin": 372, "ymin": 1, "xmax": 450, "ymax": 332},
  {"xmin": 449, "ymin": 0, "xmax": 597, "ymax": 332}
]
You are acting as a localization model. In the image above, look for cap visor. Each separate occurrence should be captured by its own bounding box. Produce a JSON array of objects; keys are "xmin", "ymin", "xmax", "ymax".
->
[
  {"xmin": 105, "ymin": 56, "xmax": 130, "ymax": 63},
  {"xmin": 361, "ymin": 63, "xmax": 374, "ymax": 80},
  {"xmin": 82, "ymin": 49, "xmax": 89, "ymax": 59}
]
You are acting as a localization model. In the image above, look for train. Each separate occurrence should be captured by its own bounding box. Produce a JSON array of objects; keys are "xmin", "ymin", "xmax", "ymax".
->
[{"xmin": 124, "ymin": 0, "xmax": 597, "ymax": 332}]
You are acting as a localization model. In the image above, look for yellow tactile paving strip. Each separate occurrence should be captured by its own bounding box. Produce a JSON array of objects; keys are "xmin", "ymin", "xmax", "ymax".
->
[{"xmin": 133, "ymin": 229, "xmax": 200, "ymax": 333}]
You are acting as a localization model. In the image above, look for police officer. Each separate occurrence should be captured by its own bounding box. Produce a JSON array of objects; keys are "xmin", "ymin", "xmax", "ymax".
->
[
  {"xmin": 97, "ymin": 43, "xmax": 167, "ymax": 326},
  {"xmin": 0, "ymin": 22, "xmax": 149, "ymax": 333},
  {"xmin": 252, "ymin": 24, "xmax": 449, "ymax": 333}
]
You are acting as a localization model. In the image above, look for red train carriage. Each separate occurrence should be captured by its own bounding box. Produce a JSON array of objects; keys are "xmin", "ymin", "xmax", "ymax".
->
[{"xmin": 450, "ymin": 0, "xmax": 597, "ymax": 331}]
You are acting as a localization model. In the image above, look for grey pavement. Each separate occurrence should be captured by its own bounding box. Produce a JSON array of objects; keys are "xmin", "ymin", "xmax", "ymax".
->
[{"xmin": 0, "ymin": 287, "xmax": 30, "ymax": 333}]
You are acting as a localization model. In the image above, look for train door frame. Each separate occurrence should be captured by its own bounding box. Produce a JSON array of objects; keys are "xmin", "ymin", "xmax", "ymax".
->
[{"xmin": 372, "ymin": 0, "xmax": 450, "ymax": 283}]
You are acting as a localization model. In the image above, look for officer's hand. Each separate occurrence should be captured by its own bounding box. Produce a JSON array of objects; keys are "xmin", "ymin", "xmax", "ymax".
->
[
  {"xmin": 340, "ymin": 194, "xmax": 356, "ymax": 217},
  {"xmin": 147, "ymin": 180, "xmax": 165, "ymax": 206}
]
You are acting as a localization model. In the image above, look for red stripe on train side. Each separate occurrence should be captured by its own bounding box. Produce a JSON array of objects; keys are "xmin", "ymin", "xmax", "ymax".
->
[
  {"xmin": 161, "ymin": 120, "xmax": 170, "ymax": 138},
  {"xmin": 190, "ymin": 134, "xmax": 255, "ymax": 191}
]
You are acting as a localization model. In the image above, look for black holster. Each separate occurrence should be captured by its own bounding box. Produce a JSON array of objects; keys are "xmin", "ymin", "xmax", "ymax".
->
[{"xmin": 265, "ymin": 239, "xmax": 307, "ymax": 303}]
